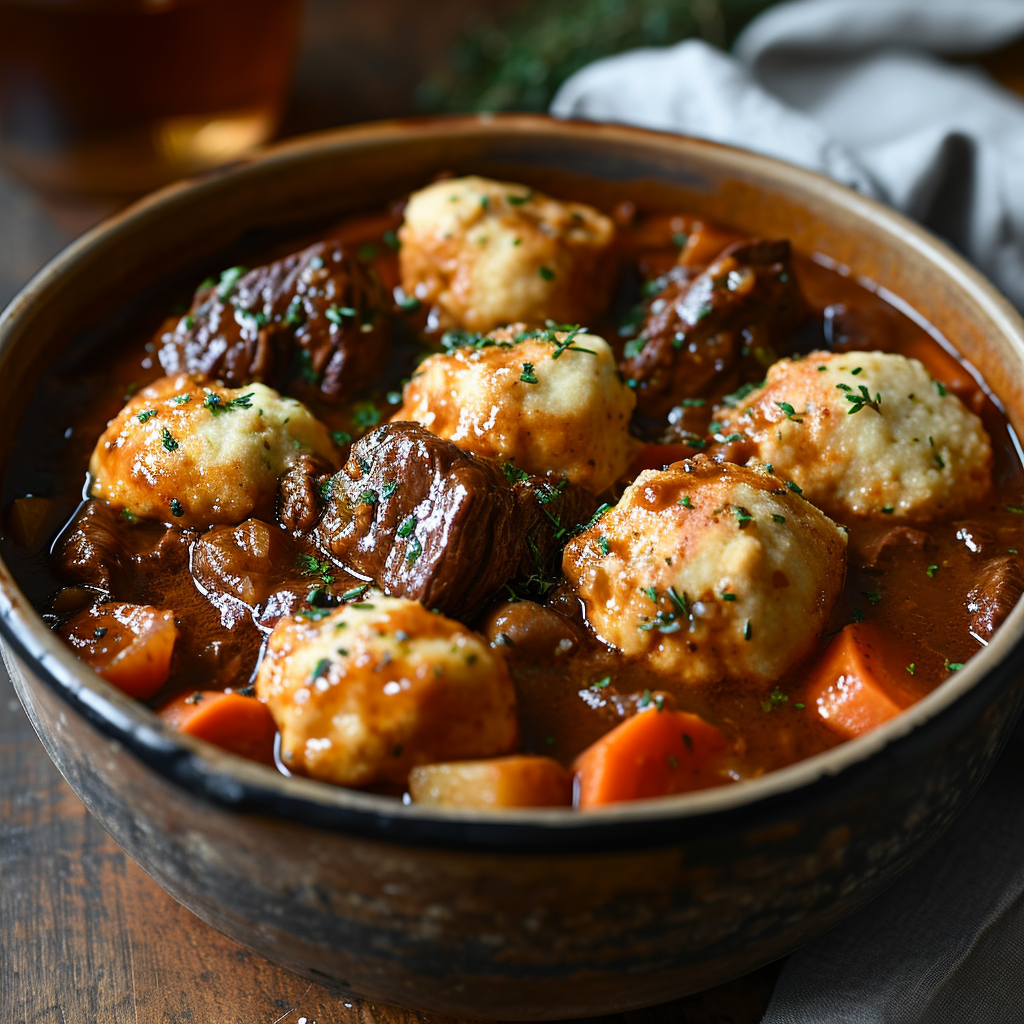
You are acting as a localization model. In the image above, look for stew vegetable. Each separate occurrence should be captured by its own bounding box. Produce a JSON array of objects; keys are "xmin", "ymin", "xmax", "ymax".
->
[{"xmin": 6, "ymin": 174, "xmax": 1022, "ymax": 810}]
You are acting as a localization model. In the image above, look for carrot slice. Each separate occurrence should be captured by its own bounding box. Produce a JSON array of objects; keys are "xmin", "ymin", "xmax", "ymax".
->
[
  {"xmin": 573, "ymin": 708, "xmax": 729, "ymax": 809},
  {"xmin": 59, "ymin": 602, "xmax": 177, "ymax": 700},
  {"xmin": 806, "ymin": 623, "xmax": 910, "ymax": 740},
  {"xmin": 158, "ymin": 690, "xmax": 277, "ymax": 765},
  {"xmin": 409, "ymin": 756, "xmax": 573, "ymax": 809}
]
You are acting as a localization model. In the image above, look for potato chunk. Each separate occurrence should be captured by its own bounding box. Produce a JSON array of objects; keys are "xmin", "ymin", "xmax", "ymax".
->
[
  {"xmin": 255, "ymin": 596, "xmax": 518, "ymax": 787},
  {"xmin": 714, "ymin": 351, "xmax": 992, "ymax": 520},
  {"xmin": 398, "ymin": 176, "xmax": 616, "ymax": 332},
  {"xmin": 393, "ymin": 326, "xmax": 636, "ymax": 494},
  {"xmin": 562, "ymin": 456, "xmax": 847, "ymax": 685},
  {"xmin": 89, "ymin": 375, "xmax": 338, "ymax": 527},
  {"xmin": 409, "ymin": 756, "xmax": 572, "ymax": 809}
]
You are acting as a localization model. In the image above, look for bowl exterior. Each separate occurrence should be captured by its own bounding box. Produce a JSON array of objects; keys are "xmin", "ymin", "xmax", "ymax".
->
[
  {"xmin": 4, "ymin": 116, "xmax": 1024, "ymax": 1019},
  {"xmin": 7, "ymin": 634, "xmax": 1022, "ymax": 1020}
]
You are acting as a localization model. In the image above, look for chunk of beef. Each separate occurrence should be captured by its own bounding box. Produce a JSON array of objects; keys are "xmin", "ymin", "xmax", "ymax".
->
[
  {"xmin": 853, "ymin": 525, "xmax": 933, "ymax": 570},
  {"xmin": 622, "ymin": 239, "xmax": 807, "ymax": 419},
  {"xmin": 966, "ymin": 556, "xmax": 1024, "ymax": 640},
  {"xmin": 55, "ymin": 500, "xmax": 193, "ymax": 599},
  {"xmin": 277, "ymin": 453, "xmax": 335, "ymax": 533},
  {"xmin": 158, "ymin": 241, "xmax": 391, "ymax": 404},
  {"xmin": 316, "ymin": 423, "xmax": 594, "ymax": 620}
]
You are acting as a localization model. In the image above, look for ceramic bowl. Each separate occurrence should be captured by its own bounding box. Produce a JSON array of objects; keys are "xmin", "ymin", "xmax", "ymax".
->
[{"xmin": 3, "ymin": 115, "xmax": 1024, "ymax": 1021}]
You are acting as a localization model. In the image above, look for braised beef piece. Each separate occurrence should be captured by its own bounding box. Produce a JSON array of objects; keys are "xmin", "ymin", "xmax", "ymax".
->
[
  {"xmin": 158, "ymin": 241, "xmax": 391, "ymax": 404},
  {"xmin": 316, "ymin": 423, "xmax": 594, "ymax": 620},
  {"xmin": 966, "ymin": 557, "xmax": 1024, "ymax": 640},
  {"xmin": 622, "ymin": 239, "xmax": 806, "ymax": 420},
  {"xmin": 277, "ymin": 453, "xmax": 335, "ymax": 533},
  {"xmin": 55, "ymin": 500, "xmax": 194, "ymax": 599},
  {"xmin": 853, "ymin": 525, "xmax": 933, "ymax": 570}
]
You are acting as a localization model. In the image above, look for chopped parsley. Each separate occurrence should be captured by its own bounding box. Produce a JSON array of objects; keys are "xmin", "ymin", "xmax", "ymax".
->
[
  {"xmin": 397, "ymin": 516, "xmax": 416, "ymax": 538},
  {"xmin": 934, "ymin": 380, "xmax": 948, "ymax": 397},
  {"xmin": 776, "ymin": 401, "xmax": 802, "ymax": 422},
  {"xmin": 137, "ymin": 410, "xmax": 156, "ymax": 424},
  {"xmin": 591, "ymin": 676, "xmax": 611, "ymax": 690},
  {"xmin": 679, "ymin": 496, "xmax": 694, "ymax": 508},
  {"xmin": 881, "ymin": 505, "xmax": 894, "ymax": 515},
  {"xmin": 841, "ymin": 383, "xmax": 883, "ymax": 415},
  {"xmin": 520, "ymin": 362, "xmax": 538, "ymax": 384},
  {"xmin": 906, "ymin": 663, "xmax": 916, "ymax": 675},
  {"xmin": 538, "ymin": 266, "xmax": 555, "ymax": 281},
  {"xmin": 772, "ymin": 513, "xmax": 786, "ymax": 524},
  {"xmin": 331, "ymin": 430, "xmax": 353, "ymax": 447},
  {"xmin": 358, "ymin": 489, "xmax": 378, "ymax": 505},
  {"xmin": 351, "ymin": 402, "xmax": 381, "ymax": 430},
  {"xmin": 733, "ymin": 506, "xmax": 754, "ymax": 527},
  {"xmin": 502, "ymin": 461, "xmax": 530, "ymax": 485},
  {"xmin": 721, "ymin": 592, "xmax": 737, "ymax": 601},
  {"xmin": 761, "ymin": 687, "xmax": 789, "ymax": 712},
  {"xmin": 406, "ymin": 536, "xmax": 423, "ymax": 565},
  {"xmin": 927, "ymin": 564, "xmax": 939, "ymax": 578},
  {"xmin": 169, "ymin": 498, "xmax": 184, "ymax": 517},
  {"xmin": 862, "ymin": 589, "xmax": 882, "ymax": 605},
  {"xmin": 203, "ymin": 391, "xmax": 254, "ymax": 416},
  {"xmin": 325, "ymin": 306, "xmax": 358, "ymax": 326},
  {"xmin": 945, "ymin": 658, "xmax": 964, "ymax": 672},
  {"xmin": 216, "ymin": 265, "xmax": 247, "ymax": 299},
  {"xmin": 786, "ymin": 480, "xmax": 803, "ymax": 495},
  {"xmin": 597, "ymin": 535, "xmax": 610, "ymax": 556},
  {"xmin": 160, "ymin": 427, "xmax": 178, "ymax": 452},
  {"xmin": 339, "ymin": 584, "xmax": 369, "ymax": 602},
  {"xmin": 508, "ymin": 190, "xmax": 533, "ymax": 205}
]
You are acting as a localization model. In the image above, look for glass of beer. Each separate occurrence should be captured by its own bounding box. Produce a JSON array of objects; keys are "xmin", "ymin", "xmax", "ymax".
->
[{"xmin": 0, "ymin": 0, "xmax": 304, "ymax": 199}]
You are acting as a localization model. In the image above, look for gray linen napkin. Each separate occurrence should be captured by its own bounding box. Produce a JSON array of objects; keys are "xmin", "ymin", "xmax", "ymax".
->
[
  {"xmin": 551, "ymin": 0, "xmax": 1024, "ymax": 310},
  {"xmin": 551, "ymin": 3, "xmax": 1024, "ymax": 1019}
]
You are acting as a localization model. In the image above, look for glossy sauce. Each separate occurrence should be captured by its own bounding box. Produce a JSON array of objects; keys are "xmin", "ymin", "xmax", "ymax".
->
[{"xmin": 4, "ymin": 197, "xmax": 1023, "ymax": 787}]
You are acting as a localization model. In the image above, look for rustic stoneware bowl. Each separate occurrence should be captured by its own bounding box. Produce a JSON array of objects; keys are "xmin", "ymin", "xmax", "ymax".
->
[{"xmin": 3, "ymin": 116, "xmax": 1024, "ymax": 1021}]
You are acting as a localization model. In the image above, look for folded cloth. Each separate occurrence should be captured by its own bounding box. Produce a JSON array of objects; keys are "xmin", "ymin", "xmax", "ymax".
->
[
  {"xmin": 551, "ymin": 4, "xmax": 1024, "ymax": 1021},
  {"xmin": 550, "ymin": 0, "xmax": 1024, "ymax": 310}
]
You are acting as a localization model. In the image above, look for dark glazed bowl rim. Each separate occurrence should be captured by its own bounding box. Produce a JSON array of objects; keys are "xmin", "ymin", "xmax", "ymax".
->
[{"xmin": 3, "ymin": 113, "xmax": 1024, "ymax": 853}]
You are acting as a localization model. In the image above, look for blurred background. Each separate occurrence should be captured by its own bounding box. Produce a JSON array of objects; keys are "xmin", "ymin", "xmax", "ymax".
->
[{"xmin": 2, "ymin": 0, "xmax": 1023, "ymax": 308}]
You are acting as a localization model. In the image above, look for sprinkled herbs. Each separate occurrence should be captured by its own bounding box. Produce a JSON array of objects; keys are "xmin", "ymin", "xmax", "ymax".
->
[
  {"xmin": 935, "ymin": 380, "xmax": 948, "ymax": 397},
  {"xmin": 160, "ymin": 427, "xmax": 178, "ymax": 452},
  {"xmin": 170, "ymin": 498, "xmax": 184, "ymax": 517},
  {"xmin": 203, "ymin": 391, "xmax": 254, "ymax": 416},
  {"xmin": 597, "ymin": 535, "xmax": 610, "ymax": 556},
  {"xmin": 538, "ymin": 266, "xmax": 555, "ymax": 281},
  {"xmin": 137, "ymin": 410, "xmax": 156, "ymax": 424},
  {"xmin": 520, "ymin": 362, "xmax": 538, "ymax": 384},
  {"xmin": 841, "ymin": 383, "xmax": 883, "ymax": 414},
  {"xmin": 776, "ymin": 401, "xmax": 802, "ymax": 422},
  {"xmin": 216, "ymin": 265, "xmax": 247, "ymax": 299},
  {"xmin": 325, "ymin": 306, "xmax": 358, "ymax": 326},
  {"xmin": 397, "ymin": 516, "xmax": 416, "ymax": 539},
  {"xmin": 927, "ymin": 564, "xmax": 939, "ymax": 578}
]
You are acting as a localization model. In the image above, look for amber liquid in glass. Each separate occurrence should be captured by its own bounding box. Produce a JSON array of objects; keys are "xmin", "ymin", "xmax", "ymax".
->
[{"xmin": 0, "ymin": 0, "xmax": 303, "ymax": 198}]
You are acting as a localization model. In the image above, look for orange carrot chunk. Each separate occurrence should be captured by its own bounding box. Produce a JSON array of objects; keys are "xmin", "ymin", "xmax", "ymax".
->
[
  {"xmin": 409, "ymin": 756, "xmax": 573, "ymax": 809},
  {"xmin": 59, "ymin": 602, "xmax": 177, "ymax": 700},
  {"xmin": 573, "ymin": 708, "xmax": 729, "ymax": 809},
  {"xmin": 806, "ymin": 623, "xmax": 910, "ymax": 740},
  {"xmin": 158, "ymin": 690, "xmax": 277, "ymax": 766}
]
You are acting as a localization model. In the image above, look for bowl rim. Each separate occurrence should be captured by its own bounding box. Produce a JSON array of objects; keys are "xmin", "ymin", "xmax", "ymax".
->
[{"xmin": 3, "ymin": 112, "xmax": 1024, "ymax": 852}]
